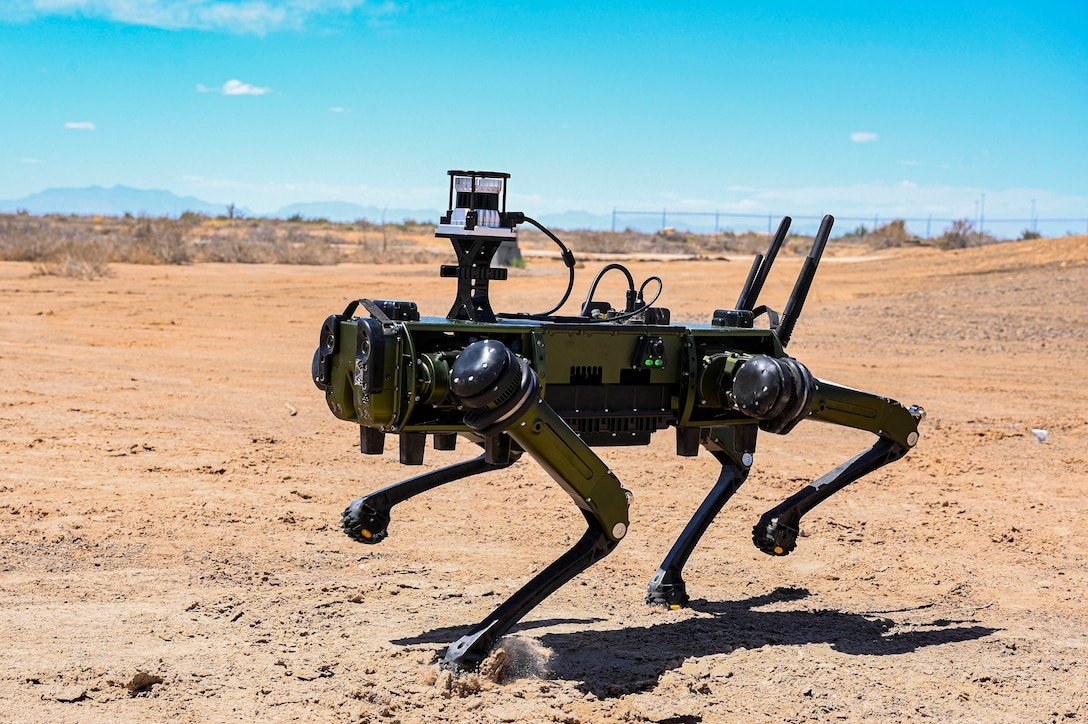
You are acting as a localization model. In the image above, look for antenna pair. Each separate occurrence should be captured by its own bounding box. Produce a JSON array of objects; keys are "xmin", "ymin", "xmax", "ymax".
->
[{"xmin": 731, "ymin": 214, "xmax": 835, "ymax": 348}]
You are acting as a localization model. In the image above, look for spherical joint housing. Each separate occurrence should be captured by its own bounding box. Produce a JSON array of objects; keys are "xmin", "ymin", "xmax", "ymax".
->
[
  {"xmin": 730, "ymin": 355, "xmax": 815, "ymax": 434},
  {"xmin": 450, "ymin": 340, "xmax": 523, "ymax": 409},
  {"xmin": 450, "ymin": 340, "xmax": 537, "ymax": 434}
]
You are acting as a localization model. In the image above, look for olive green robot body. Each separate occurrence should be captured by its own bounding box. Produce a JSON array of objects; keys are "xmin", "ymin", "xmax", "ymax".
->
[{"xmin": 312, "ymin": 171, "xmax": 924, "ymax": 670}]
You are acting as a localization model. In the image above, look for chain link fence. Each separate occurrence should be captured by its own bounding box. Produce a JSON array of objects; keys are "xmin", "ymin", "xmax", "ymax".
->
[{"xmin": 610, "ymin": 210, "xmax": 1088, "ymax": 240}]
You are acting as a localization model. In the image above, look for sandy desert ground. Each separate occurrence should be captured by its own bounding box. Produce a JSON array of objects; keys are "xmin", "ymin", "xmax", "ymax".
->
[{"xmin": 1, "ymin": 235, "xmax": 1087, "ymax": 723}]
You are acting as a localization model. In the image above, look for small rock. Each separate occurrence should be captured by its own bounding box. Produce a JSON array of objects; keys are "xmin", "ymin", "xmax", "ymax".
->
[
  {"xmin": 125, "ymin": 672, "xmax": 163, "ymax": 693},
  {"xmin": 1031, "ymin": 429, "xmax": 1049, "ymax": 443},
  {"xmin": 52, "ymin": 686, "xmax": 89, "ymax": 703}
]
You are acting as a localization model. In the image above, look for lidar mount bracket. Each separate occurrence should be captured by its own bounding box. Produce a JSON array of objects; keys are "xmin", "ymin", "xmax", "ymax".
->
[{"xmin": 434, "ymin": 170, "xmax": 518, "ymax": 323}]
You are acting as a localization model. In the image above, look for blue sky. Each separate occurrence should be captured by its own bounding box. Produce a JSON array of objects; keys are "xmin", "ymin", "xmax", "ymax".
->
[{"xmin": 2, "ymin": 1, "xmax": 1086, "ymax": 227}]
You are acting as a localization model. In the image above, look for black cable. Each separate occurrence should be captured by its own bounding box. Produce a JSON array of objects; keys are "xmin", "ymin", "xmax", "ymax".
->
[
  {"xmin": 580, "ymin": 263, "xmax": 635, "ymax": 316},
  {"xmin": 521, "ymin": 274, "xmax": 663, "ymax": 325},
  {"xmin": 494, "ymin": 215, "xmax": 665, "ymax": 324},
  {"xmin": 522, "ymin": 215, "xmax": 576, "ymax": 316},
  {"xmin": 639, "ymin": 275, "xmax": 663, "ymax": 300}
]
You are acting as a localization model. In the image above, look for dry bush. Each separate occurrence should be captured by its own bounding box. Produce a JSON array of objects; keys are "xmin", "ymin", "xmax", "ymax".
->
[
  {"xmin": 194, "ymin": 223, "xmax": 343, "ymax": 265},
  {"xmin": 120, "ymin": 217, "xmax": 195, "ymax": 264},
  {"xmin": 32, "ymin": 238, "xmax": 113, "ymax": 280},
  {"xmin": 279, "ymin": 229, "xmax": 342, "ymax": 265},
  {"xmin": 0, "ymin": 214, "xmax": 49, "ymax": 261},
  {"xmin": 517, "ymin": 228, "xmax": 638, "ymax": 254},
  {"xmin": 341, "ymin": 236, "xmax": 444, "ymax": 264},
  {"xmin": 196, "ymin": 223, "xmax": 277, "ymax": 263},
  {"xmin": 520, "ymin": 226, "xmax": 782, "ymax": 257},
  {"xmin": 934, "ymin": 219, "xmax": 1001, "ymax": 250},
  {"xmin": 0, "ymin": 214, "xmax": 114, "ymax": 279},
  {"xmin": 697, "ymin": 230, "xmax": 782, "ymax": 255},
  {"xmin": 864, "ymin": 219, "xmax": 918, "ymax": 249},
  {"xmin": 520, "ymin": 227, "xmax": 684, "ymax": 254},
  {"xmin": 196, "ymin": 236, "xmax": 276, "ymax": 263}
]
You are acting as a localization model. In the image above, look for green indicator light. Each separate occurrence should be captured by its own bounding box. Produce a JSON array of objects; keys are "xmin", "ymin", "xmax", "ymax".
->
[
  {"xmin": 644, "ymin": 359, "xmax": 653, "ymax": 366},
  {"xmin": 654, "ymin": 359, "xmax": 663, "ymax": 366}
]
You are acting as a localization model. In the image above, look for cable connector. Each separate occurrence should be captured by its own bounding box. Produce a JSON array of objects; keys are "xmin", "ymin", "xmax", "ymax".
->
[
  {"xmin": 560, "ymin": 248, "xmax": 576, "ymax": 268},
  {"xmin": 502, "ymin": 211, "xmax": 526, "ymax": 226}
]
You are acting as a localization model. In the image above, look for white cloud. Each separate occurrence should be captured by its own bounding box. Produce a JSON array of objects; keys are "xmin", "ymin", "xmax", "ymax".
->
[
  {"xmin": 65, "ymin": 121, "xmax": 96, "ymax": 130},
  {"xmin": 222, "ymin": 78, "xmax": 270, "ymax": 95},
  {"xmin": 850, "ymin": 131, "xmax": 879, "ymax": 144},
  {"xmin": 197, "ymin": 79, "xmax": 270, "ymax": 95},
  {"xmin": 19, "ymin": 157, "xmax": 42, "ymax": 164},
  {"xmin": 1, "ymin": 0, "xmax": 390, "ymax": 35},
  {"xmin": 898, "ymin": 160, "xmax": 924, "ymax": 167},
  {"xmin": 328, "ymin": 106, "xmax": 348, "ymax": 113},
  {"xmin": 900, "ymin": 180, "xmax": 918, "ymax": 189}
]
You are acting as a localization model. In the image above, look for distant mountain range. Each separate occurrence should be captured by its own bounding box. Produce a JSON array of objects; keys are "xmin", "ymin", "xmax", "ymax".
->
[
  {"xmin": 0, "ymin": 185, "xmax": 615, "ymax": 230},
  {"xmin": 1, "ymin": 185, "xmax": 235, "ymax": 218},
  {"xmin": 276, "ymin": 200, "xmax": 442, "ymax": 225}
]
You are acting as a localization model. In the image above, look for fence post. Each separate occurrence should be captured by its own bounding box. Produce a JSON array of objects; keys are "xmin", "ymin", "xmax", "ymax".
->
[
  {"xmin": 926, "ymin": 215, "xmax": 931, "ymax": 239},
  {"xmin": 714, "ymin": 210, "xmax": 719, "ymax": 234},
  {"xmin": 611, "ymin": 209, "xmax": 616, "ymax": 233}
]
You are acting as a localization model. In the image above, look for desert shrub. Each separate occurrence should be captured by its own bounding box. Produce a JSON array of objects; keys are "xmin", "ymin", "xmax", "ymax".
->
[
  {"xmin": 654, "ymin": 228, "xmax": 696, "ymax": 245},
  {"xmin": 279, "ymin": 230, "xmax": 342, "ymax": 265},
  {"xmin": 0, "ymin": 214, "xmax": 113, "ymax": 278},
  {"xmin": 0, "ymin": 215, "xmax": 52, "ymax": 261},
  {"xmin": 1019, "ymin": 229, "xmax": 1043, "ymax": 240},
  {"xmin": 194, "ymin": 225, "xmax": 342, "ymax": 265},
  {"xmin": 393, "ymin": 219, "xmax": 435, "ymax": 232},
  {"xmin": 732, "ymin": 230, "xmax": 778, "ymax": 254},
  {"xmin": 285, "ymin": 238, "xmax": 340, "ymax": 264},
  {"xmin": 341, "ymin": 236, "xmax": 445, "ymax": 264},
  {"xmin": 197, "ymin": 236, "xmax": 275, "ymax": 263},
  {"xmin": 937, "ymin": 219, "xmax": 974, "ymax": 249},
  {"xmin": 200, "ymin": 223, "xmax": 279, "ymax": 263},
  {"xmin": 934, "ymin": 219, "xmax": 1001, "ymax": 250},
  {"xmin": 119, "ymin": 217, "xmax": 194, "ymax": 264},
  {"xmin": 575, "ymin": 230, "xmax": 644, "ymax": 253},
  {"xmin": 865, "ymin": 219, "xmax": 916, "ymax": 249},
  {"xmin": 32, "ymin": 238, "xmax": 113, "ymax": 280},
  {"xmin": 286, "ymin": 214, "xmax": 330, "ymax": 224},
  {"xmin": 695, "ymin": 230, "xmax": 774, "ymax": 255}
]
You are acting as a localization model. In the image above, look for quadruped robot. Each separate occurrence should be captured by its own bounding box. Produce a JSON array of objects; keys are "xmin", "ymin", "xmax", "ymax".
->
[{"xmin": 312, "ymin": 170, "xmax": 924, "ymax": 670}]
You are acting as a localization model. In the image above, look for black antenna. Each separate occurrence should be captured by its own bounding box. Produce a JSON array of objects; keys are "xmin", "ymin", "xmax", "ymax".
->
[
  {"xmin": 777, "ymin": 214, "xmax": 834, "ymax": 349},
  {"xmin": 736, "ymin": 216, "xmax": 791, "ymax": 311}
]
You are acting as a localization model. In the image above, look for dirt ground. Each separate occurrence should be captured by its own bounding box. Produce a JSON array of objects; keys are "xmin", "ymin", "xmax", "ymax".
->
[{"xmin": 2, "ymin": 235, "xmax": 1087, "ymax": 723}]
